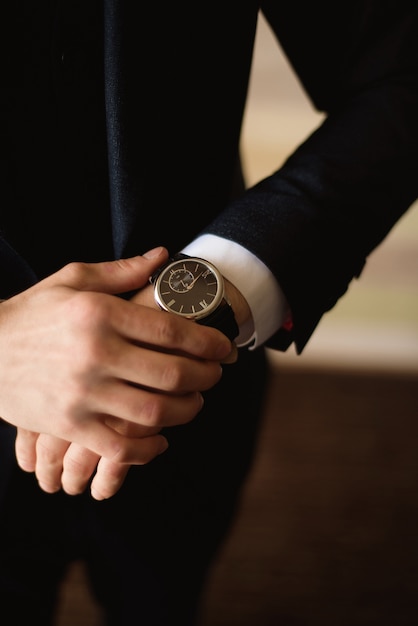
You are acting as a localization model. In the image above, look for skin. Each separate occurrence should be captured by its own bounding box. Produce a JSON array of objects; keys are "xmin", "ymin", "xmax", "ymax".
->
[{"xmin": 0, "ymin": 246, "xmax": 251, "ymax": 500}]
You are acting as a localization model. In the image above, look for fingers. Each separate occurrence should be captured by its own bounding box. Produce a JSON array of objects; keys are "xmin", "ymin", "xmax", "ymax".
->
[
  {"xmin": 61, "ymin": 444, "xmax": 100, "ymax": 495},
  {"xmin": 118, "ymin": 302, "xmax": 233, "ymax": 362},
  {"xmin": 83, "ymin": 433, "xmax": 168, "ymax": 499},
  {"xmin": 27, "ymin": 429, "xmax": 169, "ymax": 499},
  {"xmin": 35, "ymin": 435, "xmax": 71, "ymax": 493},
  {"xmin": 221, "ymin": 341, "xmax": 238, "ymax": 364},
  {"xmin": 15, "ymin": 428, "xmax": 39, "ymax": 472},
  {"xmin": 44, "ymin": 247, "xmax": 170, "ymax": 295},
  {"xmin": 90, "ymin": 457, "xmax": 131, "ymax": 501},
  {"xmin": 59, "ymin": 433, "xmax": 168, "ymax": 498},
  {"xmin": 99, "ymin": 339, "xmax": 221, "ymax": 393}
]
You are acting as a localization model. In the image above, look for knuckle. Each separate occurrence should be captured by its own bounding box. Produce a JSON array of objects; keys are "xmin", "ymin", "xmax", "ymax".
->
[
  {"xmin": 139, "ymin": 397, "xmax": 165, "ymax": 427},
  {"xmin": 36, "ymin": 439, "xmax": 62, "ymax": 466},
  {"xmin": 60, "ymin": 385, "xmax": 87, "ymax": 419},
  {"xmin": 63, "ymin": 300, "xmax": 114, "ymax": 372},
  {"xmin": 75, "ymin": 336, "xmax": 108, "ymax": 374},
  {"xmin": 159, "ymin": 360, "xmax": 184, "ymax": 390},
  {"xmin": 70, "ymin": 292, "xmax": 108, "ymax": 331},
  {"xmin": 154, "ymin": 313, "xmax": 181, "ymax": 346},
  {"xmin": 63, "ymin": 453, "xmax": 85, "ymax": 475},
  {"xmin": 56, "ymin": 410, "xmax": 86, "ymax": 444},
  {"xmin": 60, "ymin": 261, "xmax": 90, "ymax": 284}
]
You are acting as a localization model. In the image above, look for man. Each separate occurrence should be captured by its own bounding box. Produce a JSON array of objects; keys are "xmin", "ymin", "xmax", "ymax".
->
[{"xmin": 1, "ymin": 1, "xmax": 417, "ymax": 624}]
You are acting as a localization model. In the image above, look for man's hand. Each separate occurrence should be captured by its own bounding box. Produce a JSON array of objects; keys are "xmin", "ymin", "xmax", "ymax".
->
[
  {"xmin": 15, "ymin": 426, "xmax": 160, "ymax": 501},
  {"xmin": 0, "ymin": 247, "xmax": 234, "ymax": 498}
]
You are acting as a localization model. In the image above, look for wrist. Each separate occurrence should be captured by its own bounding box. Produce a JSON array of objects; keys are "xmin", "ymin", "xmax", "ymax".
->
[{"xmin": 223, "ymin": 278, "xmax": 254, "ymax": 346}]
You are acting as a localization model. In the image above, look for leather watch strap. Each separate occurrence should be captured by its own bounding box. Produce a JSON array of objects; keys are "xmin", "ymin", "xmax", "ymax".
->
[{"xmin": 196, "ymin": 297, "xmax": 239, "ymax": 341}]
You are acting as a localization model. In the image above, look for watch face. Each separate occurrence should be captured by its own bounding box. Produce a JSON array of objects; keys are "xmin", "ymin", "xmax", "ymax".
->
[{"xmin": 154, "ymin": 257, "xmax": 224, "ymax": 320}]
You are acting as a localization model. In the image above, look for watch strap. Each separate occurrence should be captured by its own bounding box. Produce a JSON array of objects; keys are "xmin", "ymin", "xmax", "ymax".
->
[{"xmin": 196, "ymin": 297, "xmax": 239, "ymax": 341}]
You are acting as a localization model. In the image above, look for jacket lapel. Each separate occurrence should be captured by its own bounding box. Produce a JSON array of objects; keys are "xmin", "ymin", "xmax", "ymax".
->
[{"xmin": 104, "ymin": 0, "xmax": 138, "ymax": 259}]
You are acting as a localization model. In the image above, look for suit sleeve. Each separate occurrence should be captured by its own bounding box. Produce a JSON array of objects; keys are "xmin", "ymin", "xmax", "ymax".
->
[{"xmin": 203, "ymin": 0, "xmax": 418, "ymax": 353}]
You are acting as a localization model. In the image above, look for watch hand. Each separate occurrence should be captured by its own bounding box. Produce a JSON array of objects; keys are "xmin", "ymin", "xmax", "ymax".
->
[{"xmin": 187, "ymin": 272, "xmax": 203, "ymax": 290}]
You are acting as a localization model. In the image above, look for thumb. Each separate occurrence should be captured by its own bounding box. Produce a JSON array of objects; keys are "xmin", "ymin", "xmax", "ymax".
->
[{"xmin": 48, "ymin": 247, "xmax": 169, "ymax": 295}]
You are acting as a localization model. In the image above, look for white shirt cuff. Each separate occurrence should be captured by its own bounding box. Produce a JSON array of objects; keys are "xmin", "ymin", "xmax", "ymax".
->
[{"xmin": 181, "ymin": 234, "xmax": 289, "ymax": 349}]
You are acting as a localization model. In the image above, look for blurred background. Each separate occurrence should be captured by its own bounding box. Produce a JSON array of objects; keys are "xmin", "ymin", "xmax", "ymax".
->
[
  {"xmin": 242, "ymin": 15, "xmax": 418, "ymax": 374},
  {"xmin": 57, "ymin": 13, "xmax": 418, "ymax": 626}
]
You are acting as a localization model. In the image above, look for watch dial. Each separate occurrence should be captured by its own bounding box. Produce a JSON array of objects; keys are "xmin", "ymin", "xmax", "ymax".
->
[{"xmin": 156, "ymin": 258, "xmax": 223, "ymax": 319}]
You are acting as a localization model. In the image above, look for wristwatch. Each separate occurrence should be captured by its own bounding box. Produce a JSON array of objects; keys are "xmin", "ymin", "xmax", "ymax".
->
[{"xmin": 150, "ymin": 253, "xmax": 239, "ymax": 341}]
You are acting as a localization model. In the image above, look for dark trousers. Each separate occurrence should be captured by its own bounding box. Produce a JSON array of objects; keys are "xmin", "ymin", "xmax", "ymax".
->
[{"xmin": 0, "ymin": 348, "xmax": 269, "ymax": 626}]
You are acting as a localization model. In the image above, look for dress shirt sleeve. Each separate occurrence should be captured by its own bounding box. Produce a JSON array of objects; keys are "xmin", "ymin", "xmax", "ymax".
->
[{"xmin": 181, "ymin": 234, "xmax": 289, "ymax": 349}]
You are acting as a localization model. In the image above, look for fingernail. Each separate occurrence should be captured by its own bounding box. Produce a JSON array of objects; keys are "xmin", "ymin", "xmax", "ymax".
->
[
  {"xmin": 221, "ymin": 342, "xmax": 238, "ymax": 364},
  {"xmin": 38, "ymin": 480, "xmax": 61, "ymax": 494},
  {"xmin": 158, "ymin": 437, "xmax": 169, "ymax": 455},
  {"xmin": 91, "ymin": 488, "xmax": 105, "ymax": 501},
  {"xmin": 143, "ymin": 246, "xmax": 164, "ymax": 259}
]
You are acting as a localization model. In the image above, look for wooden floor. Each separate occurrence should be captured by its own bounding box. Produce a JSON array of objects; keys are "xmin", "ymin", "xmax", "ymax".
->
[
  {"xmin": 56, "ymin": 362, "xmax": 418, "ymax": 626},
  {"xmin": 198, "ymin": 364, "xmax": 418, "ymax": 626}
]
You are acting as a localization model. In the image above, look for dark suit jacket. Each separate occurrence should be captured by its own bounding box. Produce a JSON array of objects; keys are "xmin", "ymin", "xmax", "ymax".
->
[{"xmin": 1, "ymin": 0, "xmax": 417, "ymax": 353}]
